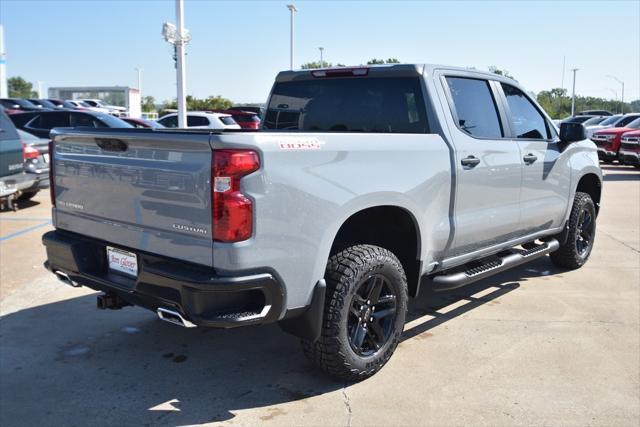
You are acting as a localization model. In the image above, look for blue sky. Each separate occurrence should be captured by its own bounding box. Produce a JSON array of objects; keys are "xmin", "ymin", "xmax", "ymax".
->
[{"xmin": 2, "ymin": 0, "xmax": 639, "ymax": 104}]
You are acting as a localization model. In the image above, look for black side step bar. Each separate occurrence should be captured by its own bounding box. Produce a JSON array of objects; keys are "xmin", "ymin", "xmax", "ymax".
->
[{"xmin": 430, "ymin": 239, "xmax": 560, "ymax": 291}]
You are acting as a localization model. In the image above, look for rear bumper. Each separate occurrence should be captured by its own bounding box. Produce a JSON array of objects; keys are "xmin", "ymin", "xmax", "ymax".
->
[
  {"xmin": 42, "ymin": 230, "xmax": 285, "ymax": 328},
  {"xmin": 0, "ymin": 172, "xmax": 38, "ymax": 197}
]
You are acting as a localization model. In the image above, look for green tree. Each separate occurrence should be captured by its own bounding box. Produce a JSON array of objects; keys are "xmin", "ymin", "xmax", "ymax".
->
[
  {"xmin": 141, "ymin": 96, "xmax": 156, "ymax": 112},
  {"xmin": 488, "ymin": 66, "xmax": 515, "ymax": 80},
  {"xmin": 301, "ymin": 61, "xmax": 332, "ymax": 69},
  {"xmin": 367, "ymin": 58, "xmax": 400, "ymax": 65},
  {"xmin": 8, "ymin": 76, "xmax": 37, "ymax": 98},
  {"xmin": 159, "ymin": 95, "xmax": 233, "ymax": 113}
]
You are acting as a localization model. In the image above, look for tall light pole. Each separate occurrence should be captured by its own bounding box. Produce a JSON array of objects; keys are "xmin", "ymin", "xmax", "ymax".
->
[
  {"xmin": 319, "ymin": 47, "xmax": 324, "ymax": 68},
  {"xmin": 606, "ymin": 88, "xmax": 618, "ymax": 113},
  {"xmin": 135, "ymin": 68, "xmax": 143, "ymax": 95},
  {"xmin": 287, "ymin": 4, "xmax": 297, "ymax": 70},
  {"xmin": 163, "ymin": 1, "xmax": 191, "ymax": 128},
  {"xmin": 606, "ymin": 75, "xmax": 625, "ymax": 114},
  {"xmin": 175, "ymin": 0, "xmax": 187, "ymax": 127},
  {"xmin": 571, "ymin": 68, "xmax": 578, "ymax": 116},
  {"xmin": 0, "ymin": 24, "xmax": 7, "ymax": 98}
]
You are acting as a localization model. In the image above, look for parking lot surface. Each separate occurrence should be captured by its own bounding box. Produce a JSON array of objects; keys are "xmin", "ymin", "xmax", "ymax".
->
[{"xmin": 0, "ymin": 165, "xmax": 638, "ymax": 426}]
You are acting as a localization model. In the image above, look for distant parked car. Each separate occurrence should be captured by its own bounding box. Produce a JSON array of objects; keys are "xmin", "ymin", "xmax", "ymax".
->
[
  {"xmin": 591, "ymin": 117, "xmax": 640, "ymax": 163},
  {"xmin": 618, "ymin": 130, "xmax": 640, "ymax": 168},
  {"xmin": 16, "ymin": 129, "xmax": 49, "ymax": 200},
  {"xmin": 0, "ymin": 98, "xmax": 42, "ymax": 114},
  {"xmin": 157, "ymin": 112, "xmax": 241, "ymax": 130},
  {"xmin": 230, "ymin": 106, "xmax": 263, "ymax": 116},
  {"xmin": 577, "ymin": 110, "xmax": 612, "ymax": 116},
  {"xmin": 0, "ymin": 108, "xmax": 38, "ymax": 210},
  {"xmin": 215, "ymin": 109, "xmax": 261, "ymax": 129},
  {"xmin": 65, "ymin": 100, "xmax": 111, "ymax": 114},
  {"xmin": 27, "ymin": 99, "xmax": 59, "ymax": 110},
  {"xmin": 121, "ymin": 117, "xmax": 165, "ymax": 129},
  {"xmin": 584, "ymin": 114, "xmax": 640, "ymax": 138},
  {"xmin": 9, "ymin": 110, "xmax": 133, "ymax": 139},
  {"xmin": 80, "ymin": 99, "xmax": 127, "ymax": 116}
]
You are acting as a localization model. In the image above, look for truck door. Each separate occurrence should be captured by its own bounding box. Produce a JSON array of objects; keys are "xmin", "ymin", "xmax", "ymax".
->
[
  {"xmin": 497, "ymin": 82, "xmax": 572, "ymax": 233},
  {"xmin": 435, "ymin": 73, "xmax": 523, "ymax": 257}
]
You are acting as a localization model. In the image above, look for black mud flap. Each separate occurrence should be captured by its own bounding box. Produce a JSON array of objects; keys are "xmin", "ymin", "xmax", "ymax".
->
[{"xmin": 278, "ymin": 279, "xmax": 326, "ymax": 342}]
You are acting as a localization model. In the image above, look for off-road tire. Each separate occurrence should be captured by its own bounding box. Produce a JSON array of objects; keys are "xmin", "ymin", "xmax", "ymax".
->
[
  {"xmin": 302, "ymin": 244, "xmax": 408, "ymax": 381},
  {"xmin": 550, "ymin": 192, "xmax": 596, "ymax": 269}
]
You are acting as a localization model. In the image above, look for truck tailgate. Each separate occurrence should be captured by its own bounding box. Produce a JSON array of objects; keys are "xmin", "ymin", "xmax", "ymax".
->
[{"xmin": 51, "ymin": 129, "xmax": 214, "ymax": 267}]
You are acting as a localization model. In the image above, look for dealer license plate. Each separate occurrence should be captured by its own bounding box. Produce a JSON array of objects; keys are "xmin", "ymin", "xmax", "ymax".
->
[{"xmin": 107, "ymin": 246, "xmax": 138, "ymax": 277}]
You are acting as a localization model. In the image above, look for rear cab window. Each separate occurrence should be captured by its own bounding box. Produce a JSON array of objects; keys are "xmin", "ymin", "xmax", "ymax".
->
[
  {"xmin": 264, "ymin": 77, "xmax": 429, "ymax": 133},
  {"xmin": 445, "ymin": 77, "xmax": 503, "ymax": 138}
]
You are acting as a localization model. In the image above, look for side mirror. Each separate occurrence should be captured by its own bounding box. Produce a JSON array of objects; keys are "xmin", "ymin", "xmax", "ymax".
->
[{"xmin": 559, "ymin": 122, "xmax": 586, "ymax": 143}]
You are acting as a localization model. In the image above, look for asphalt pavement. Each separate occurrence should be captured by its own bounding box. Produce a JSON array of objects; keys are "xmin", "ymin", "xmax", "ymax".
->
[{"xmin": 0, "ymin": 165, "xmax": 638, "ymax": 426}]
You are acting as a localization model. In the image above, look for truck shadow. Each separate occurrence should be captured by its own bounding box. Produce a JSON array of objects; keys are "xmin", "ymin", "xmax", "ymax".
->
[{"xmin": 0, "ymin": 258, "xmax": 559, "ymax": 425}]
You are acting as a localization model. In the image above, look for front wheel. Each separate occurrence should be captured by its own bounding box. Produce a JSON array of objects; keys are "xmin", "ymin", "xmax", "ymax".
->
[
  {"xmin": 302, "ymin": 244, "xmax": 408, "ymax": 381},
  {"xmin": 550, "ymin": 192, "xmax": 596, "ymax": 269}
]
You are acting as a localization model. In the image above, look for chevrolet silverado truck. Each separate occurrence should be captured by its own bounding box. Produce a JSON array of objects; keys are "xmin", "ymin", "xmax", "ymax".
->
[{"xmin": 42, "ymin": 64, "xmax": 602, "ymax": 380}]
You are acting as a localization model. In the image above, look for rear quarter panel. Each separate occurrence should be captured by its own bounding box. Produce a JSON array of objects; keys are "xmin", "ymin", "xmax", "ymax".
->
[{"xmin": 210, "ymin": 132, "xmax": 452, "ymax": 310}]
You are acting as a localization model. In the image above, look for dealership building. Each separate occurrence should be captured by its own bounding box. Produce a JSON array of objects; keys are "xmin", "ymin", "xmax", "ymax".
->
[{"xmin": 48, "ymin": 86, "xmax": 141, "ymax": 118}]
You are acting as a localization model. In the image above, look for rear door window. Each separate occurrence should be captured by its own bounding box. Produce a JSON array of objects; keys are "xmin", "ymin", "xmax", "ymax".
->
[
  {"xmin": 28, "ymin": 112, "xmax": 70, "ymax": 130},
  {"xmin": 445, "ymin": 77, "xmax": 503, "ymax": 138},
  {"xmin": 501, "ymin": 83, "xmax": 550, "ymax": 140},
  {"xmin": 158, "ymin": 115, "xmax": 178, "ymax": 128},
  {"xmin": 264, "ymin": 77, "xmax": 429, "ymax": 133},
  {"xmin": 187, "ymin": 115, "xmax": 210, "ymax": 127}
]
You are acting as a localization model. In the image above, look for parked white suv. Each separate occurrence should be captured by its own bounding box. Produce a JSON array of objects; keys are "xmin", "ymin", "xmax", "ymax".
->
[{"xmin": 157, "ymin": 112, "xmax": 241, "ymax": 130}]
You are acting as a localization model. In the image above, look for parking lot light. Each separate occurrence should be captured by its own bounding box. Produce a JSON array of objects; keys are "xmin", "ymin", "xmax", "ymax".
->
[
  {"xmin": 287, "ymin": 4, "xmax": 297, "ymax": 70},
  {"xmin": 606, "ymin": 75, "xmax": 625, "ymax": 114}
]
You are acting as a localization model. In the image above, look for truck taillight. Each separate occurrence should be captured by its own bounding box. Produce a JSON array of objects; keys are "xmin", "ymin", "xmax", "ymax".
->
[
  {"xmin": 49, "ymin": 139, "xmax": 55, "ymax": 207},
  {"xmin": 212, "ymin": 150, "xmax": 260, "ymax": 242}
]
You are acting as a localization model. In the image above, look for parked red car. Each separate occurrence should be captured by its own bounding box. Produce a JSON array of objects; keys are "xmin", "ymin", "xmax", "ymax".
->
[
  {"xmin": 210, "ymin": 109, "xmax": 261, "ymax": 129},
  {"xmin": 591, "ymin": 117, "xmax": 640, "ymax": 163},
  {"xmin": 618, "ymin": 130, "xmax": 640, "ymax": 168}
]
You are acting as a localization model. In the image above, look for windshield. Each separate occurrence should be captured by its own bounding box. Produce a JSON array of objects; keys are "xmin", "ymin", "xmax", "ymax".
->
[
  {"xmin": 599, "ymin": 115, "xmax": 622, "ymax": 126},
  {"xmin": 264, "ymin": 77, "xmax": 429, "ymax": 133},
  {"xmin": 14, "ymin": 99, "xmax": 38, "ymax": 108},
  {"xmin": 95, "ymin": 114, "xmax": 133, "ymax": 128},
  {"xmin": 565, "ymin": 116, "xmax": 593, "ymax": 123},
  {"xmin": 627, "ymin": 118, "xmax": 640, "ymax": 129},
  {"xmin": 616, "ymin": 115, "xmax": 640, "ymax": 127},
  {"xmin": 582, "ymin": 117, "xmax": 606, "ymax": 126},
  {"xmin": 17, "ymin": 129, "xmax": 41, "ymax": 142}
]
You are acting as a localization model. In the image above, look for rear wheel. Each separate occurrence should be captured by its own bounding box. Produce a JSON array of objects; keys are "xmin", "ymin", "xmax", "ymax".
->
[
  {"xmin": 302, "ymin": 244, "xmax": 408, "ymax": 381},
  {"xmin": 550, "ymin": 192, "xmax": 596, "ymax": 269}
]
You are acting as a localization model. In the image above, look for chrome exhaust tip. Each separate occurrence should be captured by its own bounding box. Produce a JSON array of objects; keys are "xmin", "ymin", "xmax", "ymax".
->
[
  {"xmin": 157, "ymin": 307, "xmax": 197, "ymax": 328},
  {"xmin": 54, "ymin": 270, "xmax": 81, "ymax": 288}
]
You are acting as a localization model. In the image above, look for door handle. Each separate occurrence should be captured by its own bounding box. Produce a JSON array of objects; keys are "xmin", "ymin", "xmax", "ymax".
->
[
  {"xmin": 523, "ymin": 153, "xmax": 538, "ymax": 164},
  {"xmin": 461, "ymin": 155, "xmax": 480, "ymax": 167}
]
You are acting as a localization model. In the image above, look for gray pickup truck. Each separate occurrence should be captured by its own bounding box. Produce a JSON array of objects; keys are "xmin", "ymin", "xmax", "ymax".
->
[{"xmin": 43, "ymin": 64, "xmax": 602, "ymax": 380}]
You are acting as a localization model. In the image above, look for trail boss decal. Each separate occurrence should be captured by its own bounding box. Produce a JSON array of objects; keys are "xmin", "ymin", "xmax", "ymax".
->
[{"xmin": 279, "ymin": 137, "xmax": 323, "ymax": 150}]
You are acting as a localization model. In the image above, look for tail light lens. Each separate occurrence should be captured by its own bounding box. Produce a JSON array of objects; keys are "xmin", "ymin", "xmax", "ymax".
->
[
  {"xmin": 212, "ymin": 150, "xmax": 260, "ymax": 242},
  {"xmin": 22, "ymin": 144, "xmax": 40, "ymax": 160},
  {"xmin": 49, "ymin": 139, "xmax": 55, "ymax": 207}
]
